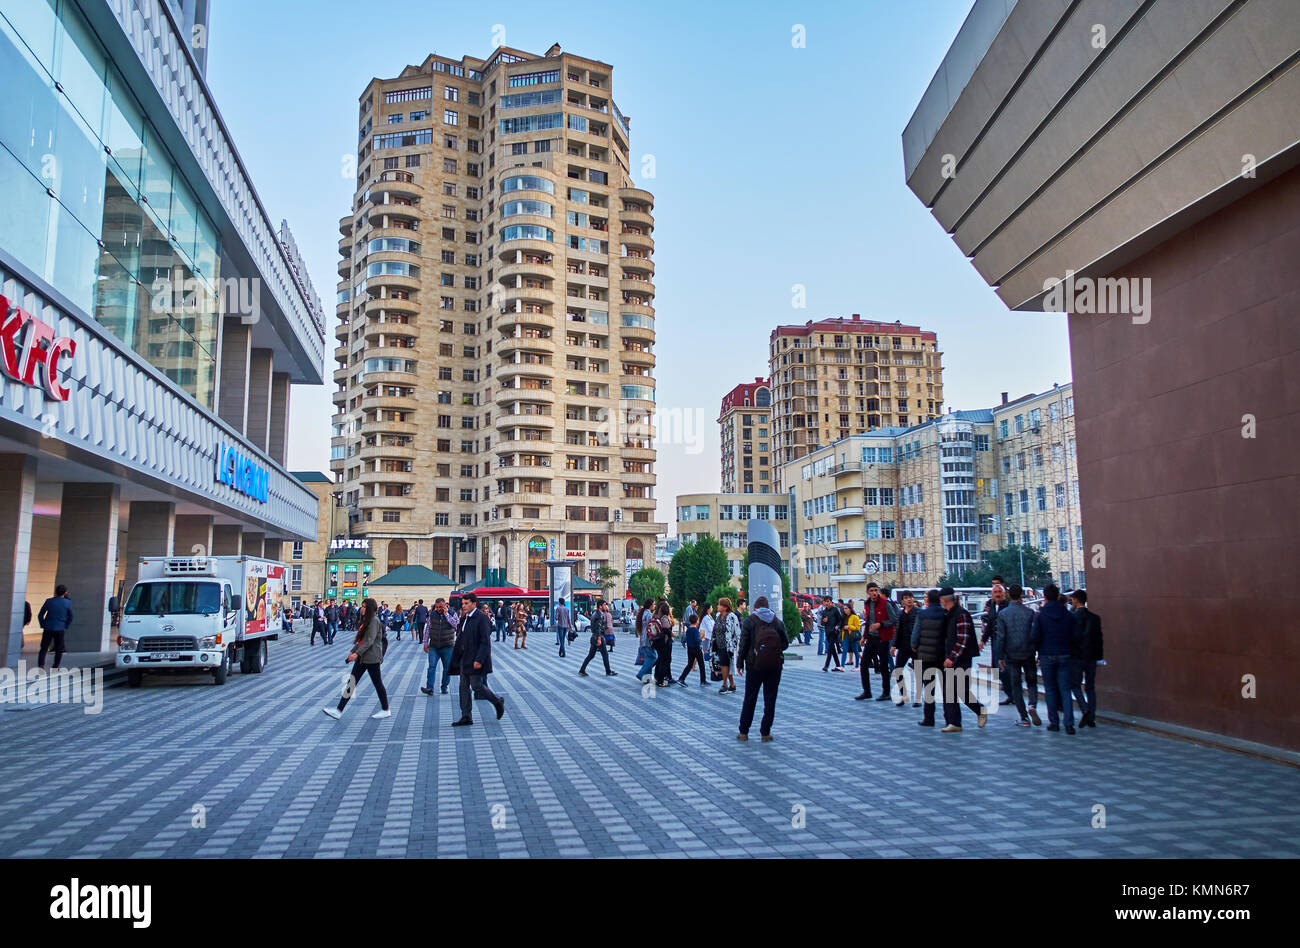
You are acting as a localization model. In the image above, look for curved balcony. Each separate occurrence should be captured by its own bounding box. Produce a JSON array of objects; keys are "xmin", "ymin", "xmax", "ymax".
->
[
  {"xmin": 498, "ymin": 360, "xmax": 555, "ymax": 383},
  {"xmin": 492, "ymin": 491, "xmax": 554, "ymax": 507},
  {"xmin": 497, "ymin": 383, "xmax": 555, "ymax": 403},
  {"xmin": 827, "ymin": 506, "xmax": 864, "ymax": 519},
  {"xmin": 618, "ymin": 208, "xmax": 654, "ymax": 231},
  {"xmin": 359, "ymin": 394, "xmax": 417, "ymax": 414},
  {"xmin": 360, "ymin": 370, "xmax": 419, "ymax": 390},
  {"xmin": 366, "ymin": 208, "xmax": 420, "ymax": 230},
  {"xmin": 618, "ymin": 186, "xmax": 655, "ymax": 209},
  {"xmin": 498, "ymin": 335, "xmax": 555, "ymax": 358},
  {"xmin": 356, "ymin": 494, "xmax": 416, "ymax": 511},
  {"xmin": 339, "ymin": 216, "xmax": 354, "ymax": 237},
  {"xmin": 337, "ymin": 257, "xmax": 352, "ymax": 278},
  {"xmin": 369, "ymin": 175, "xmax": 422, "ymax": 203},
  {"xmin": 359, "ymin": 418, "xmax": 417, "ymax": 438},
  {"xmin": 356, "ymin": 470, "xmax": 417, "ymax": 489},
  {"xmin": 494, "ymin": 463, "xmax": 556, "ymax": 481},
  {"xmin": 498, "ymin": 262, "xmax": 554, "ymax": 287},
  {"xmin": 496, "ymin": 409, "xmax": 555, "ymax": 428},
  {"xmin": 620, "ymin": 257, "xmax": 654, "ymax": 280},
  {"xmin": 619, "ymin": 230, "xmax": 654, "ymax": 253},
  {"xmin": 364, "ymin": 295, "xmax": 418, "ymax": 316},
  {"xmin": 619, "ymin": 277, "xmax": 655, "ymax": 297},
  {"xmin": 499, "ymin": 434, "xmax": 558, "ymax": 454},
  {"xmin": 620, "ymin": 301, "xmax": 655, "ymax": 319},
  {"xmin": 332, "ymin": 366, "xmax": 354, "ymax": 385},
  {"xmin": 828, "ymin": 539, "xmax": 865, "ymax": 551},
  {"xmin": 358, "ymin": 443, "xmax": 416, "ymax": 463},
  {"xmin": 497, "ymin": 310, "xmax": 553, "ymax": 334},
  {"xmin": 621, "ymin": 470, "xmax": 656, "ymax": 486},
  {"xmin": 621, "ymin": 445, "xmax": 655, "ymax": 461},
  {"xmin": 334, "ymin": 320, "xmax": 350, "ymax": 342},
  {"xmin": 621, "ymin": 495, "xmax": 657, "ymax": 509},
  {"xmin": 362, "ymin": 321, "xmax": 417, "ymax": 344},
  {"xmin": 620, "ymin": 349, "xmax": 655, "ymax": 367},
  {"xmin": 366, "ymin": 271, "xmax": 420, "ymax": 294},
  {"xmin": 495, "ymin": 236, "xmax": 556, "ymax": 259},
  {"xmin": 501, "ymin": 288, "xmax": 556, "ymax": 314}
]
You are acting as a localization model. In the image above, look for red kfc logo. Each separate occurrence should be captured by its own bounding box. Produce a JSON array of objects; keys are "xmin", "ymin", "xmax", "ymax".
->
[{"xmin": 0, "ymin": 294, "xmax": 76, "ymax": 401}]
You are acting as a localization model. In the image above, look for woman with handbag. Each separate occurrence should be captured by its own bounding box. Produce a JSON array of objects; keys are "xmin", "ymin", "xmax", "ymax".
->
[
  {"xmin": 323, "ymin": 597, "xmax": 390, "ymax": 720},
  {"xmin": 843, "ymin": 602, "xmax": 862, "ymax": 668},
  {"xmin": 713, "ymin": 597, "xmax": 742, "ymax": 694},
  {"xmin": 635, "ymin": 599, "xmax": 658, "ymax": 681}
]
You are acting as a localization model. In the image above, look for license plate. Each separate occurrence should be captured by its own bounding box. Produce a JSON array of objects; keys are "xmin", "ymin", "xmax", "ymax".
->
[{"xmin": 152, "ymin": 651, "xmax": 181, "ymax": 660}]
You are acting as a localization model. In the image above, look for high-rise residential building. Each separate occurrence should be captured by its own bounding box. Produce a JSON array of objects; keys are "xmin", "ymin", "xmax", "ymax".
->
[
  {"xmin": 0, "ymin": 0, "xmax": 325, "ymax": 667},
  {"xmin": 332, "ymin": 44, "xmax": 663, "ymax": 596},
  {"xmin": 718, "ymin": 378, "xmax": 772, "ymax": 493},
  {"xmin": 991, "ymin": 384, "xmax": 1083, "ymax": 592},
  {"xmin": 674, "ymin": 493, "xmax": 791, "ymax": 583},
  {"xmin": 769, "ymin": 314, "xmax": 944, "ymax": 490},
  {"xmin": 785, "ymin": 384, "xmax": 1080, "ymax": 601}
]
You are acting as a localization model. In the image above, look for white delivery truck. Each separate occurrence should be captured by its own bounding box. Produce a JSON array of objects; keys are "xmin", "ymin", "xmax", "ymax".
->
[{"xmin": 113, "ymin": 555, "xmax": 286, "ymax": 687}]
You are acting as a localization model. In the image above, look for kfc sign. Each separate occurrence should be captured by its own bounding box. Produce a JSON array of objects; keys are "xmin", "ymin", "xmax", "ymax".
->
[{"xmin": 0, "ymin": 295, "xmax": 76, "ymax": 401}]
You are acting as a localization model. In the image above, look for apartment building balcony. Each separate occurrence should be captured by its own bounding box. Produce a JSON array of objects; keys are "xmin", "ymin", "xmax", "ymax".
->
[
  {"xmin": 619, "ymin": 229, "xmax": 654, "ymax": 252},
  {"xmin": 497, "ymin": 310, "xmax": 553, "ymax": 334},
  {"xmin": 498, "ymin": 257, "xmax": 554, "ymax": 284},
  {"xmin": 499, "ymin": 360, "xmax": 555, "ymax": 382},
  {"xmin": 620, "ymin": 348, "xmax": 655, "ymax": 367},
  {"xmin": 621, "ymin": 470, "xmax": 656, "ymax": 486},
  {"xmin": 495, "ymin": 462, "xmax": 555, "ymax": 480},
  {"xmin": 492, "ymin": 491, "xmax": 553, "ymax": 507},
  {"xmin": 332, "ymin": 366, "xmax": 353, "ymax": 386},
  {"xmin": 828, "ymin": 461, "xmax": 863, "ymax": 476},
  {"xmin": 334, "ymin": 321, "xmax": 350, "ymax": 343},
  {"xmin": 498, "ymin": 335, "xmax": 556, "ymax": 358},
  {"xmin": 339, "ymin": 216, "xmax": 354, "ymax": 237},
  {"xmin": 497, "ymin": 410, "xmax": 555, "ymax": 431},
  {"xmin": 355, "ymin": 494, "xmax": 416, "ymax": 511},
  {"xmin": 361, "ymin": 324, "xmax": 417, "ymax": 348},
  {"xmin": 828, "ymin": 539, "xmax": 865, "ymax": 551},
  {"xmin": 618, "ymin": 277, "xmax": 655, "ymax": 299},
  {"xmin": 618, "ymin": 207, "xmax": 654, "ymax": 230},
  {"xmin": 359, "ymin": 418, "xmax": 417, "ymax": 438},
  {"xmin": 359, "ymin": 394, "xmax": 417, "ymax": 414},
  {"xmin": 620, "ymin": 257, "xmax": 654, "ymax": 280},
  {"xmin": 358, "ymin": 442, "xmax": 413, "ymax": 460},
  {"xmin": 357, "ymin": 469, "xmax": 417, "ymax": 487},
  {"xmin": 828, "ymin": 506, "xmax": 864, "ymax": 519},
  {"xmin": 610, "ymin": 518, "xmax": 666, "ymax": 535}
]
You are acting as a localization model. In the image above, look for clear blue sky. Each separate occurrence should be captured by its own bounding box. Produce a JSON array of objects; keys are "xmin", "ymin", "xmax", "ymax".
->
[{"xmin": 205, "ymin": 0, "xmax": 1071, "ymax": 523}]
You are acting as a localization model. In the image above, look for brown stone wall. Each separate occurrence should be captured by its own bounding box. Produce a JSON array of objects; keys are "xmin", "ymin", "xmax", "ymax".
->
[{"xmin": 1068, "ymin": 165, "xmax": 1300, "ymax": 749}]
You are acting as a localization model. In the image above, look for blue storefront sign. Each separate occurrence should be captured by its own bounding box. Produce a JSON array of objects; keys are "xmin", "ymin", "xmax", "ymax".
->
[{"xmin": 215, "ymin": 442, "xmax": 269, "ymax": 503}]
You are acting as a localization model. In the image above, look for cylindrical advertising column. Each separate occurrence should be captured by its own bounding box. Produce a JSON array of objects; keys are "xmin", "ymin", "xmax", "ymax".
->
[{"xmin": 746, "ymin": 519, "xmax": 782, "ymax": 613}]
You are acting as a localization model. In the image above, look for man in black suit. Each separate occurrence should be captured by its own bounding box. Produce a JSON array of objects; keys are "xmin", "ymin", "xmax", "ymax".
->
[{"xmin": 451, "ymin": 593, "xmax": 506, "ymax": 726}]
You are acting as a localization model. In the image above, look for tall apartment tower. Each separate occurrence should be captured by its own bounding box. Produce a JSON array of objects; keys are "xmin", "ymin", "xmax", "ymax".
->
[
  {"xmin": 718, "ymin": 378, "xmax": 772, "ymax": 493},
  {"xmin": 333, "ymin": 44, "xmax": 664, "ymax": 594},
  {"xmin": 769, "ymin": 315, "xmax": 944, "ymax": 490}
]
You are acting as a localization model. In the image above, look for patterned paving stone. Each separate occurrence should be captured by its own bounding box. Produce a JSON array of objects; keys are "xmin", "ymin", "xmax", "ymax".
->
[{"xmin": 0, "ymin": 632, "xmax": 1297, "ymax": 858}]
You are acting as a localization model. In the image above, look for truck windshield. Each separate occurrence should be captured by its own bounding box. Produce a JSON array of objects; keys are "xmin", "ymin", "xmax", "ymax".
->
[{"xmin": 125, "ymin": 582, "xmax": 222, "ymax": 616}]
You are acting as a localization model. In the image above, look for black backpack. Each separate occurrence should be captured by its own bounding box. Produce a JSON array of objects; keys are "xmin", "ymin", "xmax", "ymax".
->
[{"xmin": 751, "ymin": 617, "xmax": 783, "ymax": 671}]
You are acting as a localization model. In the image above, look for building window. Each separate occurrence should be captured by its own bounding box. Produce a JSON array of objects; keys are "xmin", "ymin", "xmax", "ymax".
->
[
  {"xmin": 292, "ymin": 541, "xmax": 303, "ymax": 561},
  {"xmin": 387, "ymin": 539, "xmax": 408, "ymax": 571}
]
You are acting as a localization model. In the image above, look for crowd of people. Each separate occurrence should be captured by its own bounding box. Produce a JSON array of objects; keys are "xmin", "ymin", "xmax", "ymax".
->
[{"xmin": 308, "ymin": 577, "xmax": 1102, "ymax": 742}]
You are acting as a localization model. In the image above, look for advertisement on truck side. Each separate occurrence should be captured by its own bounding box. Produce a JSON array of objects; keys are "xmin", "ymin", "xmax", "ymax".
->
[{"xmin": 244, "ymin": 561, "xmax": 285, "ymax": 637}]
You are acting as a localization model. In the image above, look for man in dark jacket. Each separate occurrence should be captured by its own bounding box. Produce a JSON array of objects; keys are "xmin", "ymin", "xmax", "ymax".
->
[
  {"xmin": 996, "ymin": 584, "xmax": 1040, "ymax": 726},
  {"xmin": 420, "ymin": 598, "xmax": 457, "ymax": 695},
  {"xmin": 451, "ymin": 593, "xmax": 505, "ymax": 726},
  {"xmin": 939, "ymin": 588, "xmax": 986, "ymax": 732},
  {"xmin": 820, "ymin": 596, "xmax": 844, "ymax": 672},
  {"xmin": 736, "ymin": 597, "xmax": 789, "ymax": 741},
  {"xmin": 1069, "ymin": 590, "xmax": 1103, "ymax": 727},
  {"xmin": 890, "ymin": 591, "xmax": 919, "ymax": 706},
  {"xmin": 412, "ymin": 600, "xmax": 428, "ymax": 644},
  {"xmin": 910, "ymin": 590, "xmax": 947, "ymax": 727},
  {"xmin": 1032, "ymin": 584, "xmax": 1081, "ymax": 733},
  {"xmin": 579, "ymin": 600, "xmax": 618, "ymax": 677},
  {"xmin": 37, "ymin": 585, "xmax": 74, "ymax": 669},
  {"xmin": 494, "ymin": 600, "xmax": 511, "ymax": 642}
]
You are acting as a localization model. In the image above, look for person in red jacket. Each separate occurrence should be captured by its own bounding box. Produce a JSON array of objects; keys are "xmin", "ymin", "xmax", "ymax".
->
[{"xmin": 857, "ymin": 582, "xmax": 898, "ymax": 701}]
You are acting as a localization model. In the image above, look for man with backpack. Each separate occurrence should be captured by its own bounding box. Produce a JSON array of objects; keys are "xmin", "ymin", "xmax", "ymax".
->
[
  {"xmin": 939, "ymin": 587, "xmax": 987, "ymax": 732},
  {"xmin": 735, "ymin": 596, "xmax": 789, "ymax": 742},
  {"xmin": 857, "ymin": 582, "xmax": 898, "ymax": 701}
]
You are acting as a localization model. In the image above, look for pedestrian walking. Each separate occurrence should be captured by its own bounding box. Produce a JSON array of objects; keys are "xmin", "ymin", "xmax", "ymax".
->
[
  {"xmin": 889, "ymin": 591, "xmax": 919, "ymax": 706},
  {"xmin": 578, "ymin": 600, "xmax": 618, "ymax": 677},
  {"xmin": 857, "ymin": 582, "xmax": 898, "ymax": 700},
  {"xmin": 821, "ymin": 596, "xmax": 844, "ymax": 672},
  {"xmin": 842, "ymin": 601, "xmax": 862, "ymax": 668},
  {"xmin": 799, "ymin": 601, "xmax": 814, "ymax": 646},
  {"xmin": 981, "ymin": 578, "xmax": 1012, "ymax": 704},
  {"xmin": 450, "ymin": 593, "xmax": 506, "ymax": 726},
  {"xmin": 413, "ymin": 600, "xmax": 429, "ymax": 645},
  {"xmin": 652, "ymin": 601, "xmax": 675, "ymax": 687},
  {"xmin": 323, "ymin": 597, "xmax": 390, "ymax": 720},
  {"xmin": 735, "ymin": 597, "xmax": 789, "ymax": 741},
  {"xmin": 713, "ymin": 597, "xmax": 741, "ymax": 694},
  {"xmin": 997, "ymin": 584, "xmax": 1040, "ymax": 727},
  {"xmin": 699, "ymin": 603, "xmax": 716, "ymax": 659},
  {"xmin": 635, "ymin": 599, "xmax": 658, "ymax": 680},
  {"xmin": 420, "ymin": 598, "xmax": 457, "ymax": 695},
  {"xmin": 1069, "ymin": 589, "xmax": 1103, "ymax": 728},
  {"xmin": 553, "ymin": 597, "xmax": 573, "ymax": 657},
  {"xmin": 1033, "ymin": 584, "xmax": 1082, "ymax": 733},
  {"xmin": 513, "ymin": 601, "xmax": 528, "ymax": 649},
  {"xmin": 911, "ymin": 589, "xmax": 946, "ymax": 727},
  {"xmin": 36, "ymin": 585, "xmax": 73, "ymax": 670},
  {"xmin": 677, "ymin": 612, "xmax": 707, "ymax": 686},
  {"xmin": 938, "ymin": 587, "xmax": 987, "ymax": 732}
]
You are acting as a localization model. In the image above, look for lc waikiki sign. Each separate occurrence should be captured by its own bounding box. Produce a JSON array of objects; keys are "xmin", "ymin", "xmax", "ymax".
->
[
  {"xmin": 0, "ymin": 295, "xmax": 76, "ymax": 401},
  {"xmin": 215, "ymin": 442, "xmax": 269, "ymax": 503}
]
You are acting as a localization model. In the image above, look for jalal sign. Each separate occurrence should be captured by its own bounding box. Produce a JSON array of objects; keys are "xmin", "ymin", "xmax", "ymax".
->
[
  {"xmin": 215, "ymin": 442, "xmax": 269, "ymax": 503},
  {"xmin": 0, "ymin": 294, "xmax": 76, "ymax": 401}
]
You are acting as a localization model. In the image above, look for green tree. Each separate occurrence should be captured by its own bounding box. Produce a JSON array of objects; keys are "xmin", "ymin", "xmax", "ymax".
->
[
  {"xmin": 667, "ymin": 537, "xmax": 730, "ymax": 618},
  {"xmin": 628, "ymin": 567, "xmax": 665, "ymax": 603},
  {"xmin": 937, "ymin": 545, "xmax": 1053, "ymax": 590},
  {"xmin": 596, "ymin": 565, "xmax": 620, "ymax": 598},
  {"xmin": 705, "ymin": 582, "xmax": 741, "ymax": 612}
]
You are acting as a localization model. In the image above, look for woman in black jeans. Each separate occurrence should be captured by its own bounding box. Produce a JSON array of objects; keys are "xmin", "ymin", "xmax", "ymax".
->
[
  {"xmin": 323, "ymin": 597, "xmax": 390, "ymax": 720},
  {"xmin": 652, "ymin": 600, "xmax": 675, "ymax": 687}
]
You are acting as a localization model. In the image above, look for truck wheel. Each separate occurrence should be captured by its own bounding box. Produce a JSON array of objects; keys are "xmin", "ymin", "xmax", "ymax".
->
[
  {"xmin": 126, "ymin": 669, "xmax": 143, "ymax": 688},
  {"xmin": 249, "ymin": 639, "xmax": 266, "ymax": 674},
  {"xmin": 213, "ymin": 648, "xmax": 230, "ymax": 685}
]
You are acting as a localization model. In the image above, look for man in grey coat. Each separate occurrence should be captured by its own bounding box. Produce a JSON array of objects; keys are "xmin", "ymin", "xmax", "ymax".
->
[
  {"xmin": 996, "ymin": 584, "xmax": 1041, "ymax": 727},
  {"xmin": 452, "ymin": 593, "xmax": 505, "ymax": 726}
]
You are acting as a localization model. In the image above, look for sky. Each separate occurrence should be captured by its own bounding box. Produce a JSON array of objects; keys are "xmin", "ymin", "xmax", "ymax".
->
[{"xmin": 205, "ymin": 0, "xmax": 1072, "ymax": 526}]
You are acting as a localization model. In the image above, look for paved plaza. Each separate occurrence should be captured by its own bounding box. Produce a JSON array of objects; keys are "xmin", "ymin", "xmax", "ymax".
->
[{"xmin": 1, "ymin": 632, "xmax": 1297, "ymax": 859}]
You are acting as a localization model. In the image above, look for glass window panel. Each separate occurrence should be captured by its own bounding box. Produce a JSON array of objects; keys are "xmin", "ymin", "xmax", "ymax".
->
[
  {"xmin": 103, "ymin": 66, "xmax": 145, "ymax": 190},
  {"xmin": 0, "ymin": 144, "xmax": 51, "ymax": 281},
  {"xmin": 53, "ymin": 2, "xmax": 107, "ymax": 140},
  {"xmin": 139, "ymin": 124, "xmax": 172, "ymax": 231},
  {"xmin": 0, "ymin": 0, "xmax": 58, "ymax": 76},
  {"xmin": 168, "ymin": 172, "xmax": 199, "ymax": 263},
  {"xmin": 0, "ymin": 8, "xmax": 61, "ymax": 177},
  {"xmin": 47, "ymin": 195, "xmax": 98, "ymax": 313}
]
